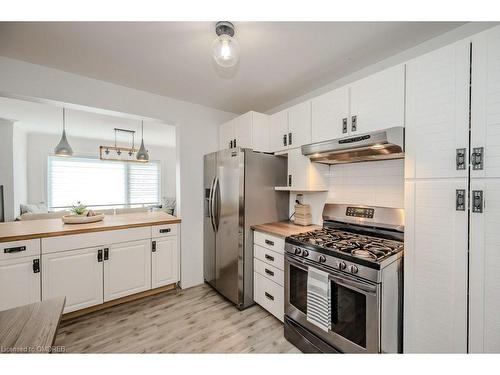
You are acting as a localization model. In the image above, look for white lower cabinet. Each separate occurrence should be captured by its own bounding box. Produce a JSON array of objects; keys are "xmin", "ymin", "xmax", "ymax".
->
[
  {"xmin": 0, "ymin": 256, "xmax": 41, "ymax": 311},
  {"xmin": 104, "ymin": 240, "xmax": 151, "ymax": 302},
  {"xmin": 253, "ymin": 230, "xmax": 284, "ymax": 322},
  {"xmin": 42, "ymin": 247, "xmax": 104, "ymax": 313},
  {"xmin": 152, "ymin": 236, "xmax": 180, "ymax": 288}
]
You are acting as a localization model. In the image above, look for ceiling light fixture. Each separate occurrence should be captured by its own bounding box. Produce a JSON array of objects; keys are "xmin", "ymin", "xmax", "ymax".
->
[
  {"xmin": 212, "ymin": 21, "xmax": 240, "ymax": 68},
  {"xmin": 136, "ymin": 120, "xmax": 149, "ymax": 162},
  {"xmin": 54, "ymin": 108, "xmax": 74, "ymax": 157}
]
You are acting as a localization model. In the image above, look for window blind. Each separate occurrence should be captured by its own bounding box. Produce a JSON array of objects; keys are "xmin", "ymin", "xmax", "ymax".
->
[{"xmin": 48, "ymin": 156, "xmax": 161, "ymax": 209}]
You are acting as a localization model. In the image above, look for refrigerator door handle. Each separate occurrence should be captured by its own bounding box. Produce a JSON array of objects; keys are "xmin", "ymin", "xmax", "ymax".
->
[
  {"xmin": 209, "ymin": 176, "xmax": 216, "ymax": 232},
  {"xmin": 214, "ymin": 176, "xmax": 221, "ymax": 231}
]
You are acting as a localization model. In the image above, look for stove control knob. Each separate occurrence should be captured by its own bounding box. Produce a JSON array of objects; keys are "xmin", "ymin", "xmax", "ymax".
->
[
  {"xmin": 338, "ymin": 261, "xmax": 347, "ymax": 270},
  {"xmin": 294, "ymin": 247, "xmax": 302, "ymax": 255},
  {"xmin": 318, "ymin": 255, "xmax": 326, "ymax": 263},
  {"xmin": 350, "ymin": 265, "xmax": 359, "ymax": 274},
  {"xmin": 302, "ymin": 250, "xmax": 309, "ymax": 257}
]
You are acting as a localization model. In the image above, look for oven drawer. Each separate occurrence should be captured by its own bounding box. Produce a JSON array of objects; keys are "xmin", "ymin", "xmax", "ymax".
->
[
  {"xmin": 253, "ymin": 231, "xmax": 284, "ymax": 253},
  {"xmin": 254, "ymin": 258, "xmax": 284, "ymax": 286},
  {"xmin": 0, "ymin": 239, "xmax": 40, "ymax": 260},
  {"xmin": 254, "ymin": 272, "xmax": 284, "ymax": 322},
  {"xmin": 254, "ymin": 245, "xmax": 284, "ymax": 270}
]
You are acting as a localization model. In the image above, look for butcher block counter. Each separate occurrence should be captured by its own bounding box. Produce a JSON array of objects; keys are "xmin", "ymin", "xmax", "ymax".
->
[
  {"xmin": 251, "ymin": 221, "xmax": 320, "ymax": 238},
  {"xmin": 0, "ymin": 212, "xmax": 181, "ymax": 243}
]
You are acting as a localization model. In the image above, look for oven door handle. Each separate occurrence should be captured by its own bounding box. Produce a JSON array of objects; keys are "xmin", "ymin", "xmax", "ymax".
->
[{"xmin": 330, "ymin": 274, "xmax": 378, "ymax": 295}]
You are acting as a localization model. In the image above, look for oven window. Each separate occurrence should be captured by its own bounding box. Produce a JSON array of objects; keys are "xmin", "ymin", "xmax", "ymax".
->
[
  {"xmin": 331, "ymin": 281, "xmax": 367, "ymax": 348},
  {"xmin": 289, "ymin": 264, "xmax": 308, "ymax": 315}
]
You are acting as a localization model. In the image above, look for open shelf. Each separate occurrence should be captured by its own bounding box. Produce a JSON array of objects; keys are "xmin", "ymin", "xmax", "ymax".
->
[{"xmin": 274, "ymin": 187, "xmax": 328, "ymax": 192}]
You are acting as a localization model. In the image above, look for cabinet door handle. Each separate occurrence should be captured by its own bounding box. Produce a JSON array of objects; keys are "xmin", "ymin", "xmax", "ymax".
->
[
  {"xmin": 265, "ymin": 254, "xmax": 275, "ymax": 262},
  {"xmin": 472, "ymin": 190, "xmax": 484, "ymax": 213},
  {"xmin": 265, "ymin": 268, "xmax": 275, "ymax": 277},
  {"xmin": 342, "ymin": 118, "xmax": 348, "ymax": 134},
  {"xmin": 229, "ymin": 140, "xmax": 233, "ymax": 149},
  {"xmin": 283, "ymin": 134, "xmax": 287, "ymax": 147},
  {"xmin": 97, "ymin": 249, "xmax": 103, "ymax": 262},
  {"xmin": 265, "ymin": 239, "xmax": 274, "ymax": 246},
  {"xmin": 265, "ymin": 292, "xmax": 275, "ymax": 301},
  {"xmin": 234, "ymin": 138, "xmax": 237, "ymax": 148},
  {"xmin": 471, "ymin": 147, "xmax": 484, "ymax": 170},
  {"xmin": 456, "ymin": 148, "xmax": 466, "ymax": 170},
  {"xmin": 103, "ymin": 248, "xmax": 109, "ymax": 261},
  {"xmin": 152, "ymin": 240, "xmax": 157, "ymax": 252},
  {"xmin": 456, "ymin": 189, "xmax": 466, "ymax": 211},
  {"xmin": 32, "ymin": 258, "xmax": 40, "ymax": 273},
  {"xmin": 351, "ymin": 115, "xmax": 357, "ymax": 132},
  {"xmin": 288, "ymin": 174, "xmax": 292, "ymax": 187},
  {"xmin": 288, "ymin": 132, "xmax": 292, "ymax": 145}
]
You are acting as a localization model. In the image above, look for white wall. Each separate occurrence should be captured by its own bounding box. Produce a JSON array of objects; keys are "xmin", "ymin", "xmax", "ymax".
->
[
  {"xmin": 24, "ymin": 132, "xmax": 177, "ymax": 207},
  {"xmin": 12, "ymin": 124, "xmax": 27, "ymax": 217},
  {"xmin": 0, "ymin": 119, "xmax": 15, "ymax": 221},
  {"xmin": 0, "ymin": 56, "xmax": 236, "ymax": 289}
]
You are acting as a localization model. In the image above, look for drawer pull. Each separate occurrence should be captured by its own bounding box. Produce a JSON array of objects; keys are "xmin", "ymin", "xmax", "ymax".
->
[
  {"xmin": 264, "ymin": 239, "xmax": 274, "ymax": 246},
  {"xmin": 265, "ymin": 292, "xmax": 274, "ymax": 301},
  {"xmin": 159, "ymin": 228, "xmax": 171, "ymax": 234},
  {"xmin": 265, "ymin": 268, "xmax": 275, "ymax": 277},
  {"xmin": 4, "ymin": 246, "xmax": 26, "ymax": 254},
  {"xmin": 264, "ymin": 254, "xmax": 275, "ymax": 262}
]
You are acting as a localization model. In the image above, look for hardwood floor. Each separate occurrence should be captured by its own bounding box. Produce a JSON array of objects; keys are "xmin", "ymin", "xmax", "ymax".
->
[{"xmin": 55, "ymin": 283, "xmax": 300, "ymax": 353}]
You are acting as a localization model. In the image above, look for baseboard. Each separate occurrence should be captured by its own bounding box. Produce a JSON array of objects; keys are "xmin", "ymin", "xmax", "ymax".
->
[{"xmin": 61, "ymin": 283, "xmax": 177, "ymax": 321}]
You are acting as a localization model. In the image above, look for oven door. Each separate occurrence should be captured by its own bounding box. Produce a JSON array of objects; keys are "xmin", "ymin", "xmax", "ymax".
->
[{"xmin": 285, "ymin": 254, "xmax": 381, "ymax": 353}]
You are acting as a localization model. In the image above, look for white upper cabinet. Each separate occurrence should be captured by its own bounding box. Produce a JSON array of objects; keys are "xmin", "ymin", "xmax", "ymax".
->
[
  {"xmin": 279, "ymin": 148, "xmax": 328, "ymax": 191},
  {"xmin": 405, "ymin": 41, "xmax": 470, "ymax": 179},
  {"xmin": 219, "ymin": 119, "xmax": 235, "ymax": 150},
  {"xmin": 350, "ymin": 65, "xmax": 405, "ymax": 134},
  {"xmin": 219, "ymin": 112, "xmax": 269, "ymax": 152},
  {"xmin": 471, "ymin": 26, "xmax": 500, "ymax": 179},
  {"xmin": 404, "ymin": 179, "xmax": 468, "ymax": 353},
  {"xmin": 311, "ymin": 86, "xmax": 350, "ymax": 142},
  {"xmin": 287, "ymin": 101, "xmax": 312, "ymax": 148},
  {"xmin": 269, "ymin": 110, "xmax": 289, "ymax": 152}
]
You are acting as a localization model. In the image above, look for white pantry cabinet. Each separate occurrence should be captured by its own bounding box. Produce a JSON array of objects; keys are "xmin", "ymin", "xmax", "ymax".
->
[
  {"xmin": 404, "ymin": 180, "xmax": 468, "ymax": 353},
  {"xmin": 152, "ymin": 236, "xmax": 179, "ymax": 288},
  {"xmin": 311, "ymin": 86, "xmax": 350, "ymax": 142},
  {"xmin": 0, "ymin": 256, "xmax": 41, "ymax": 311},
  {"xmin": 469, "ymin": 26, "xmax": 500, "ymax": 353},
  {"xmin": 405, "ymin": 42, "xmax": 470, "ymax": 179},
  {"xmin": 42, "ymin": 246, "xmax": 104, "ymax": 313},
  {"xmin": 349, "ymin": 65, "xmax": 405, "ymax": 134},
  {"xmin": 103, "ymin": 239, "xmax": 151, "ymax": 302},
  {"xmin": 269, "ymin": 102, "xmax": 312, "ymax": 152},
  {"xmin": 218, "ymin": 111, "xmax": 269, "ymax": 152}
]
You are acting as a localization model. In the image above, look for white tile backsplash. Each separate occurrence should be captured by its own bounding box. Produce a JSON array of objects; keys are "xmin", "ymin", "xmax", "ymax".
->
[
  {"xmin": 289, "ymin": 159, "xmax": 405, "ymax": 225},
  {"xmin": 327, "ymin": 159, "xmax": 404, "ymax": 208}
]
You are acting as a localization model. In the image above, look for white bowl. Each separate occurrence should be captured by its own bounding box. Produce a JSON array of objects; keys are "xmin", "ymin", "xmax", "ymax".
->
[{"xmin": 62, "ymin": 213, "xmax": 105, "ymax": 224}]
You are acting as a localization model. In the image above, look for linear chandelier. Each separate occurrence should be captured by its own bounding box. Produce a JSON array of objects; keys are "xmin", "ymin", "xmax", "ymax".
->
[{"xmin": 99, "ymin": 124, "xmax": 149, "ymax": 163}]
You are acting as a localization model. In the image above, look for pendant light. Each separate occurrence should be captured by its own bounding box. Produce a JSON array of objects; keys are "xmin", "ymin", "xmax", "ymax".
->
[
  {"xmin": 54, "ymin": 108, "xmax": 73, "ymax": 156},
  {"xmin": 136, "ymin": 120, "xmax": 149, "ymax": 162},
  {"xmin": 212, "ymin": 21, "xmax": 240, "ymax": 68}
]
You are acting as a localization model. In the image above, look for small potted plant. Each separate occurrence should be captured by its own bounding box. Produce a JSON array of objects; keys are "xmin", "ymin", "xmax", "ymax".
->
[
  {"xmin": 71, "ymin": 201, "xmax": 88, "ymax": 216},
  {"xmin": 63, "ymin": 201, "xmax": 103, "ymax": 224}
]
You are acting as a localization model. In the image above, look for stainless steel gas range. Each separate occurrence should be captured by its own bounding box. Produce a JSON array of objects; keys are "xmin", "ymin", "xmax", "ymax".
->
[{"xmin": 284, "ymin": 203, "xmax": 404, "ymax": 354}]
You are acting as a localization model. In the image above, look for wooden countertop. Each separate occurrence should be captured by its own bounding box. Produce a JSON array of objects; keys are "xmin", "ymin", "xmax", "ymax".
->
[
  {"xmin": 0, "ymin": 212, "xmax": 181, "ymax": 243},
  {"xmin": 251, "ymin": 221, "xmax": 320, "ymax": 238},
  {"xmin": 0, "ymin": 297, "xmax": 65, "ymax": 353}
]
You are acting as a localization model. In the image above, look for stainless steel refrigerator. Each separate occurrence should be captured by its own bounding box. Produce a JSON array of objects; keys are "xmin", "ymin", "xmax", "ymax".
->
[{"xmin": 204, "ymin": 148, "xmax": 289, "ymax": 309}]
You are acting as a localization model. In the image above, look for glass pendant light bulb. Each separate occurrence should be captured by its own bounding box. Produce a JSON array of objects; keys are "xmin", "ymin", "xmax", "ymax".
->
[{"xmin": 212, "ymin": 22, "xmax": 240, "ymax": 68}]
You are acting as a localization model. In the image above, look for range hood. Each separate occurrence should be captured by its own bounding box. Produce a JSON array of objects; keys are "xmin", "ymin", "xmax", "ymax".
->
[{"xmin": 302, "ymin": 126, "xmax": 404, "ymax": 165}]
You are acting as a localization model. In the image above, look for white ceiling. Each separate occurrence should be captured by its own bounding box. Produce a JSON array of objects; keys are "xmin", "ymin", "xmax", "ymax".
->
[
  {"xmin": 0, "ymin": 22, "xmax": 465, "ymax": 114},
  {"xmin": 0, "ymin": 97, "xmax": 176, "ymax": 147}
]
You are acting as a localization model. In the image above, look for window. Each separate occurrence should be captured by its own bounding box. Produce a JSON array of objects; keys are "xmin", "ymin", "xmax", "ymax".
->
[{"xmin": 48, "ymin": 156, "xmax": 161, "ymax": 209}]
